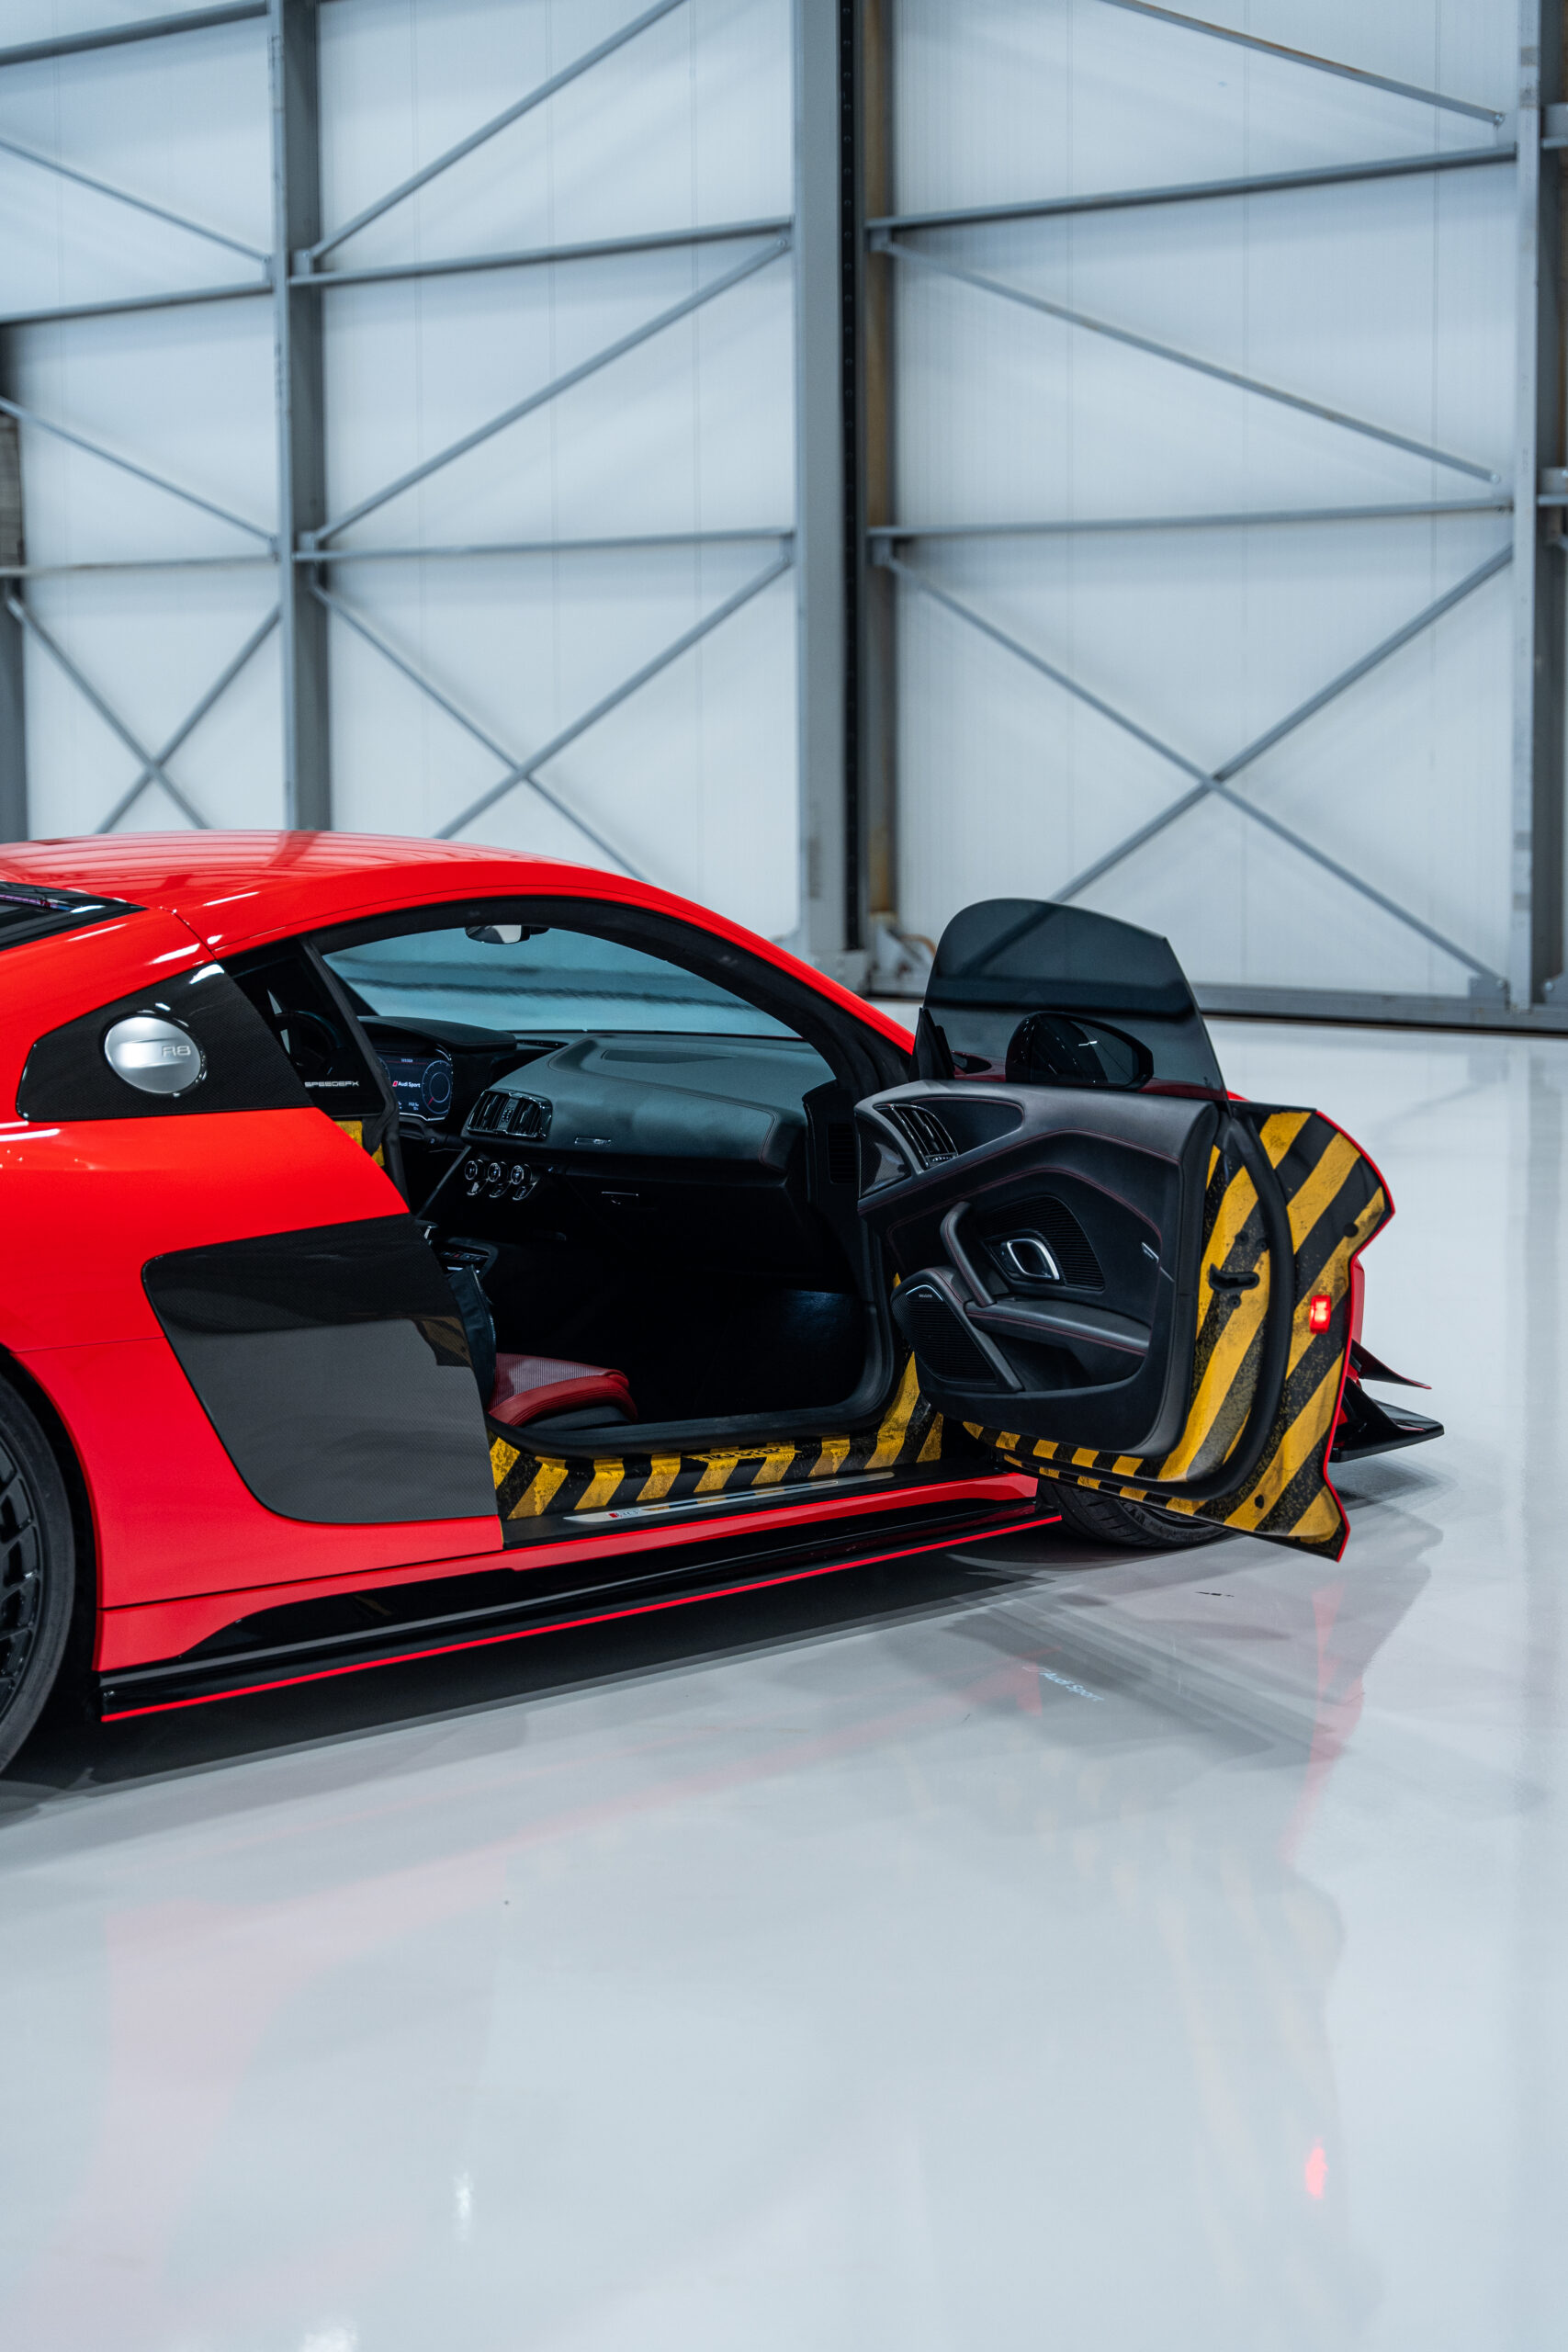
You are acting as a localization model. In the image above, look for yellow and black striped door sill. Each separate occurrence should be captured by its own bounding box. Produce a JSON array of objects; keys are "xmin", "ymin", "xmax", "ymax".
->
[{"xmin": 491, "ymin": 1352, "xmax": 993, "ymax": 1532}]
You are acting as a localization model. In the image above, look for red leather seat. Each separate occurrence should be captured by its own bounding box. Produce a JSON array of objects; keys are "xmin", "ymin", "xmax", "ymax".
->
[{"xmin": 489, "ymin": 1351, "xmax": 636, "ymax": 1430}]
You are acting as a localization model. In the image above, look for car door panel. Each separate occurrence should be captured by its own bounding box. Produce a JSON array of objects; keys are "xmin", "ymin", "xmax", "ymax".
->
[
  {"xmin": 977, "ymin": 1106, "xmax": 1393, "ymax": 1555},
  {"xmin": 858, "ymin": 1081, "xmax": 1220, "ymax": 1458},
  {"xmin": 861, "ymin": 1085, "xmax": 1390, "ymax": 1558},
  {"xmin": 859, "ymin": 897, "xmax": 1393, "ymax": 1558}
]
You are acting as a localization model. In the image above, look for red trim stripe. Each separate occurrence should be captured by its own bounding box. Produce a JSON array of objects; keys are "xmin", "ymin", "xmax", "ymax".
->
[{"xmin": 103, "ymin": 1511, "xmax": 1052, "ymax": 1721}]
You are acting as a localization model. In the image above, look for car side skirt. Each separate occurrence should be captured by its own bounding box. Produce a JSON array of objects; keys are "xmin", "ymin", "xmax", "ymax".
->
[
  {"xmin": 93, "ymin": 1465, "xmax": 1036, "ymax": 1673},
  {"xmin": 97, "ymin": 1488, "xmax": 1047, "ymax": 1719}
]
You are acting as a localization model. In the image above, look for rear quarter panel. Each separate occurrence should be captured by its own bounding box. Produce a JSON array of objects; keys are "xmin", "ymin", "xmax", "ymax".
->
[{"xmin": 0, "ymin": 912, "xmax": 502, "ymax": 1618}]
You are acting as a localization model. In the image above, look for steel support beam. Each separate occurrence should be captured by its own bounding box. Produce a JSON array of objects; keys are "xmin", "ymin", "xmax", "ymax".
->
[
  {"xmin": 0, "ymin": 409, "xmax": 24, "ymax": 838},
  {"xmin": 0, "ymin": 6, "xmax": 265, "ymax": 71},
  {"xmin": 859, "ymin": 0, "xmax": 899, "ymax": 976},
  {"xmin": 871, "ymin": 144, "xmax": 1515, "ymax": 234},
  {"xmin": 270, "ymin": 0, "xmax": 330, "ymax": 830},
  {"xmin": 1199, "ymin": 985, "xmax": 1568, "ymax": 1037},
  {"xmin": 0, "ymin": 221, "xmax": 785, "ymax": 334},
  {"xmin": 292, "ymin": 217, "xmax": 793, "ymax": 293},
  {"xmin": 1510, "ymin": 1, "xmax": 1564, "ymax": 1006},
  {"xmin": 791, "ymin": 0, "xmax": 856, "ymax": 977},
  {"xmin": 0, "ymin": 283, "xmax": 268, "ymax": 332},
  {"xmin": 1096, "ymin": 2, "xmax": 1506, "ymax": 124},
  {"xmin": 310, "ymin": 527, "xmax": 792, "ymax": 564},
  {"xmin": 872, "ymin": 498, "xmax": 1514, "ymax": 540}
]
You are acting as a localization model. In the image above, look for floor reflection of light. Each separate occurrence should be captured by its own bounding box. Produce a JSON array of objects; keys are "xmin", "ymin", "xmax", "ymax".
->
[{"xmin": 1303, "ymin": 2143, "xmax": 1328, "ymax": 2201}]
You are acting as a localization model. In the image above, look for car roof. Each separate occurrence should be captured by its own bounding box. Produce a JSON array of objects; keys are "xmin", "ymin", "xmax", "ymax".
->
[
  {"xmin": 0, "ymin": 831, "xmax": 916, "ymax": 1051},
  {"xmin": 0, "ymin": 831, "xmax": 591, "ymax": 944}
]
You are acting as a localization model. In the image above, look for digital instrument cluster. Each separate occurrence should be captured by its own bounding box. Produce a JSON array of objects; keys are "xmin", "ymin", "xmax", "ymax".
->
[{"xmin": 376, "ymin": 1049, "xmax": 455, "ymax": 1130}]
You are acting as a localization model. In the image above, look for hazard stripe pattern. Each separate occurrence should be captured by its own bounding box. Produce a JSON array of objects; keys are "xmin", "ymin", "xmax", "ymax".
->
[
  {"xmin": 490, "ymin": 1350, "xmax": 986, "ymax": 1524},
  {"xmin": 965, "ymin": 1108, "xmax": 1390, "ymax": 1561}
]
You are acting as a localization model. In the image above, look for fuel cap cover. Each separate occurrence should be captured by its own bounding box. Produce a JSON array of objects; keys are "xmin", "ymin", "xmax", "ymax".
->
[{"xmin": 102, "ymin": 1014, "xmax": 207, "ymax": 1097}]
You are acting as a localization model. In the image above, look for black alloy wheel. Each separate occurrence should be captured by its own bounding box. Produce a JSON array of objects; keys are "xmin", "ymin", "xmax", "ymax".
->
[
  {"xmin": 1049, "ymin": 1478, "xmax": 1232, "ymax": 1551},
  {"xmin": 0, "ymin": 1383, "xmax": 76, "ymax": 1775}
]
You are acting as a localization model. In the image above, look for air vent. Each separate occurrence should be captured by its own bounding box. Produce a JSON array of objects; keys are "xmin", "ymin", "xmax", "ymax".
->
[
  {"xmin": 466, "ymin": 1089, "xmax": 551, "ymax": 1141},
  {"xmin": 885, "ymin": 1101, "xmax": 958, "ymax": 1169},
  {"xmin": 826, "ymin": 1121, "xmax": 857, "ymax": 1185}
]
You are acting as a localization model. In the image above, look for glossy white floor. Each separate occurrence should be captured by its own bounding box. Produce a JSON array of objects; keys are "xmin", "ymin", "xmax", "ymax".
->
[{"xmin": 2, "ymin": 1018, "xmax": 1563, "ymax": 2352}]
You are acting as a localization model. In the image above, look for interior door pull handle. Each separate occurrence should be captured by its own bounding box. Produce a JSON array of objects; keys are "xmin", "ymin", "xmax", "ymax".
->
[
  {"xmin": 1208, "ymin": 1267, "xmax": 1261, "ymax": 1291},
  {"xmin": 999, "ymin": 1236, "xmax": 1062, "ymax": 1283}
]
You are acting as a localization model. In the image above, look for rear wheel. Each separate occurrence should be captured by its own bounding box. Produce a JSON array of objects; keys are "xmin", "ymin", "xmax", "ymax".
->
[
  {"xmin": 0, "ymin": 1383, "xmax": 76, "ymax": 1774},
  {"xmin": 1048, "ymin": 1479, "xmax": 1232, "ymax": 1552}
]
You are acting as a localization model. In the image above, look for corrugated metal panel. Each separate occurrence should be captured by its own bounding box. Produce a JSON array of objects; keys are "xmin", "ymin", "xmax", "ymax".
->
[
  {"xmin": 1, "ymin": 0, "xmax": 799, "ymax": 937},
  {"xmin": 887, "ymin": 0, "xmax": 1520, "ymax": 998}
]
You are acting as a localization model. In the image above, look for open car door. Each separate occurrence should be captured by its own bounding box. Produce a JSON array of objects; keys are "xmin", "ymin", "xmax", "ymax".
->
[{"xmin": 855, "ymin": 902, "xmax": 1392, "ymax": 1558}]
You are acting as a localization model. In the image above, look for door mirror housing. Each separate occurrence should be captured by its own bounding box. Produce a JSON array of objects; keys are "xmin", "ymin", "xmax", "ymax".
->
[{"xmin": 1003, "ymin": 1011, "xmax": 1152, "ymax": 1090}]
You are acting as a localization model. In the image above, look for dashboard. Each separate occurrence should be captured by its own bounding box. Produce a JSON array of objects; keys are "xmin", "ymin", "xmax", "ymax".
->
[{"xmin": 417, "ymin": 1031, "xmax": 851, "ymax": 1281}]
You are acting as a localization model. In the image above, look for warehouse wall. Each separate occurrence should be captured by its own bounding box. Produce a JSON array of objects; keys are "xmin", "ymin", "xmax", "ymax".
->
[
  {"xmin": 1, "ymin": 0, "xmax": 800, "ymax": 937},
  {"xmin": 884, "ymin": 0, "xmax": 1521, "ymax": 1001},
  {"xmin": 0, "ymin": 0, "xmax": 1545, "ymax": 1007}
]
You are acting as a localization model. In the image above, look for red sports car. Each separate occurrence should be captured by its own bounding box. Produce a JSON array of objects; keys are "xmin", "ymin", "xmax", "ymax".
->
[{"xmin": 0, "ymin": 834, "xmax": 1438, "ymax": 1769}]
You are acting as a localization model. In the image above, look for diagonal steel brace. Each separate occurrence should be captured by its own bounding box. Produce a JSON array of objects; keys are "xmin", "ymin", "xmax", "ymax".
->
[
  {"xmin": 96, "ymin": 607, "xmax": 281, "ymax": 831},
  {"xmin": 0, "ymin": 129, "xmax": 269, "ymax": 264},
  {"xmin": 314, "ymin": 550, "xmax": 791, "ymax": 860},
  {"xmin": 306, "ymin": 0, "xmax": 690, "ymax": 266},
  {"xmin": 0, "ymin": 392, "xmax": 273, "ymax": 544},
  {"xmin": 877, "ymin": 239, "xmax": 1500, "ymax": 487},
  {"xmin": 7, "ymin": 593, "xmax": 213, "ymax": 828},
  {"xmin": 309, "ymin": 237, "xmax": 790, "ymax": 547},
  {"xmin": 883, "ymin": 544, "xmax": 1511, "ymax": 983}
]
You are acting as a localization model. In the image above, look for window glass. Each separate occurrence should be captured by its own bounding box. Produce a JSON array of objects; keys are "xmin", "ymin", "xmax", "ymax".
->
[
  {"xmin": 323, "ymin": 923, "xmax": 796, "ymax": 1039},
  {"xmin": 925, "ymin": 899, "xmax": 1224, "ymax": 1090},
  {"xmin": 227, "ymin": 942, "xmax": 385, "ymax": 1114}
]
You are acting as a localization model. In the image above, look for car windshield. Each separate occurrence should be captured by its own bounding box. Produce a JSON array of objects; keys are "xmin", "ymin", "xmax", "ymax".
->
[{"xmin": 322, "ymin": 923, "xmax": 797, "ymax": 1038}]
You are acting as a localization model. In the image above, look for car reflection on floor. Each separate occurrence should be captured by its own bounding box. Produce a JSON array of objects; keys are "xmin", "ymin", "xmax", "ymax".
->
[{"xmin": 0, "ymin": 1486, "xmax": 1439, "ymax": 2352}]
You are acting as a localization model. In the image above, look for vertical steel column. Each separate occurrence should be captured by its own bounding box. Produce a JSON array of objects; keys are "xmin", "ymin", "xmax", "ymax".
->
[
  {"xmin": 793, "ymin": 0, "xmax": 860, "ymax": 981},
  {"xmin": 0, "ymin": 404, "xmax": 24, "ymax": 837},
  {"xmin": 1510, "ymin": 0, "xmax": 1563, "ymax": 1004},
  {"xmin": 860, "ymin": 0, "xmax": 897, "ymax": 962},
  {"xmin": 269, "ymin": 0, "xmax": 330, "ymax": 828}
]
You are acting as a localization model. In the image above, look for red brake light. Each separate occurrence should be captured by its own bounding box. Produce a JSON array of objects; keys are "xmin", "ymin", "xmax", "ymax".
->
[{"xmin": 1307, "ymin": 1294, "xmax": 1332, "ymax": 1333}]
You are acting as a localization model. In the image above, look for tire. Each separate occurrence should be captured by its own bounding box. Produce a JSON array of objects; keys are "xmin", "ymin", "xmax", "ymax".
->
[
  {"xmin": 1048, "ymin": 1478, "xmax": 1232, "ymax": 1552},
  {"xmin": 0, "ymin": 1381, "xmax": 76, "ymax": 1775}
]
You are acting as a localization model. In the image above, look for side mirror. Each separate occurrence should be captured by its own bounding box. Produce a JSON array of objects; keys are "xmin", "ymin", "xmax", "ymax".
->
[{"xmin": 1004, "ymin": 1011, "xmax": 1153, "ymax": 1090}]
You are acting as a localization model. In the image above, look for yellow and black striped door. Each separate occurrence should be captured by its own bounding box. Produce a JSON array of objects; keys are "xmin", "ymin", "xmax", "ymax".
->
[{"xmin": 968, "ymin": 1106, "xmax": 1389, "ymax": 1558}]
